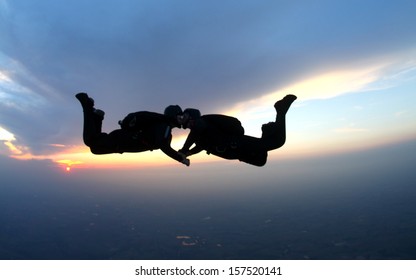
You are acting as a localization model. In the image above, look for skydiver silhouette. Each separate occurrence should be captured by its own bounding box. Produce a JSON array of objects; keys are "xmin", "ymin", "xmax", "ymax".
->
[
  {"xmin": 75, "ymin": 92, "xmax": 190, "ymax": 166},
  {"xmin": 178, "ymin": 94, "xmax": 297, "ymax": 166}
]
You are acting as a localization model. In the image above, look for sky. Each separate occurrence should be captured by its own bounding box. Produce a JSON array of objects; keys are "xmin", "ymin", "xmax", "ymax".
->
[
  {"xmin": 1, "ymin": 0, "xmax": 416, "ymax": 170},
  {"xmin": 1, "ymin": 0, "xmax": 416, "ymax": 262}
]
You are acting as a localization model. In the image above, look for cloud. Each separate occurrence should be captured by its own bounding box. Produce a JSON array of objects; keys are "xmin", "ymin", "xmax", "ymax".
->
[
  {"xmin": 3, "ymin": 140, "xmax": 25, "ymax": 155},
  {"xmin": 0, "ymin": 126, "xmax": 29, "ymax": 157},
  {"xmin": 1, "ymin": 0, "xmax": 416, "ymax": 164},
  {"xmin": 0, "ymin": 63, "xmax": 48, "ymax": 111},
  {"xmin": 0, "ymin": 126, "xmax": 14, "ymax": 141},
  {"xmin": 2, "ymin": 1, "xmax": 415, "ymax": 109},
  {"xmin": 333, "ymin": 126, "xmax": 368, "ymax": 134},
  {"xmin": 226, "ymin": 51, "xmax": 416, "ymax": 115}
]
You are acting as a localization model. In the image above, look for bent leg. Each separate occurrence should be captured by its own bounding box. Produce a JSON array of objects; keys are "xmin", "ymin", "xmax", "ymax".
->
[
  {"xmin": 261, "ymin": 94, "xmax": 296, "ymax": 151},
  {"xmin": 83, "ymin": 128, "xmax": 150, "ymax": 155},
  {"xmin": 237, "ymin": 136, "xmax": 267, "ymax": 166},
  {"xmin": 217, "ymin": 136, "xmax": 268, "ymax": 166},
  {"xmin": 88, "ymin": 130, "xmax": 126, "ymax": 154},
  {"xmin": 238, "ymin": 151, "xmax": 267, "ymax": 166},
  {"xmin": 75, "ymin": 93, "xmax": 113, "ymax": 153},
  {"xmin": 76, "ymin": 93, "xmax": 151, "ymax": 154}
]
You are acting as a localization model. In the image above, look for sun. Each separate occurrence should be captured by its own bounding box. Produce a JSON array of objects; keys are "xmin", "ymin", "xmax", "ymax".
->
[{"xmin": 56, "ymin": 159, "xmax": 83, "ymax": 172}]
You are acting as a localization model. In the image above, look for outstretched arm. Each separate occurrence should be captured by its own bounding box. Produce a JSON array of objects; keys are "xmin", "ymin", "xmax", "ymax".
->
[
  {"xmin": 160, "ymin": 144, "xmax": 190, "ymax": 166},
  {"xmin": 179, "ymin": 125, "xmax": 205, "ymax": 155},
  {"xmin": 157, "ymin": 125, "xmax": 190, "ymax": 166},
  {"xmin": 179, "ymin": 130, "xmax": 196, "ymax": 153},
  {"xmin": 184, "ymin": 145, "xmax": 204, "ymax": 157}
]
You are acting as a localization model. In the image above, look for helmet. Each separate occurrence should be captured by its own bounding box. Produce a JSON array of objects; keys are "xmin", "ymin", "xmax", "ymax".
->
[
  {"xmin": 180, "ymin": 108, "xmax": 201, "ymax": 129},
  {"xmin": 164, "ymin": 105, "xmax": 183, "ymax": 128},
  {"xmin": 164, "ymin": 105, "xmax": 183, "ymax": 118},
  {"xmin": 183, "ymin": 108, "xmax": 201, "ymax": 119}
]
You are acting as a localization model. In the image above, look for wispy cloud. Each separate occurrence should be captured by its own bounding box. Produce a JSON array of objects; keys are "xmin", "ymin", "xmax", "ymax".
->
[
  {"xmin": 333, "ymin": 126, "xmax": 368, "ymax": 134},
  {"xmin": 3, "ymin": 140, "xmax": 29, "ymax": 157},
  {"xmin": 395, "ymin": 111, "xmax": 408, "ymax": 118},
  {"xmin": 0, "ymin": 126, "xmax": 14, "ymax": 141},
  {"xmin": 0, "ymin": 53, "xmax": 52, "ymax": 110},
  {"xmin": 227, "ymin": 51, "xmax": 416, "ymax": 117}
]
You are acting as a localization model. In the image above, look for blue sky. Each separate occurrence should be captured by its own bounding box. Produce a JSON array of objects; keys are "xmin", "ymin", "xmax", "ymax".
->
[{"xmin": 0, "ymin": 0, "xmax": 416, "ymax": 169}]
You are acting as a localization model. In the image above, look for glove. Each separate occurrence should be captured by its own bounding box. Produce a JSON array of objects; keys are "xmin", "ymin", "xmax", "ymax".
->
[
  {"xmin": 178, "ymin": 149, "xmax": 191, "ymax": 157},
  {"xmin": 181, "ymin": 158, "xmax": 190, "ymax": 166}
]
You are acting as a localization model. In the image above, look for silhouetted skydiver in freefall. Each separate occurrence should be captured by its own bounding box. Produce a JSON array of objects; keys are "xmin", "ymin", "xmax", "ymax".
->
[
  {"xmin": 177, "ymin": 94, "xmax": 297, "ymax": 167},
  {"xmin": 75, "ymin": 93, "xmax": 190, "ymax": 166}
]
